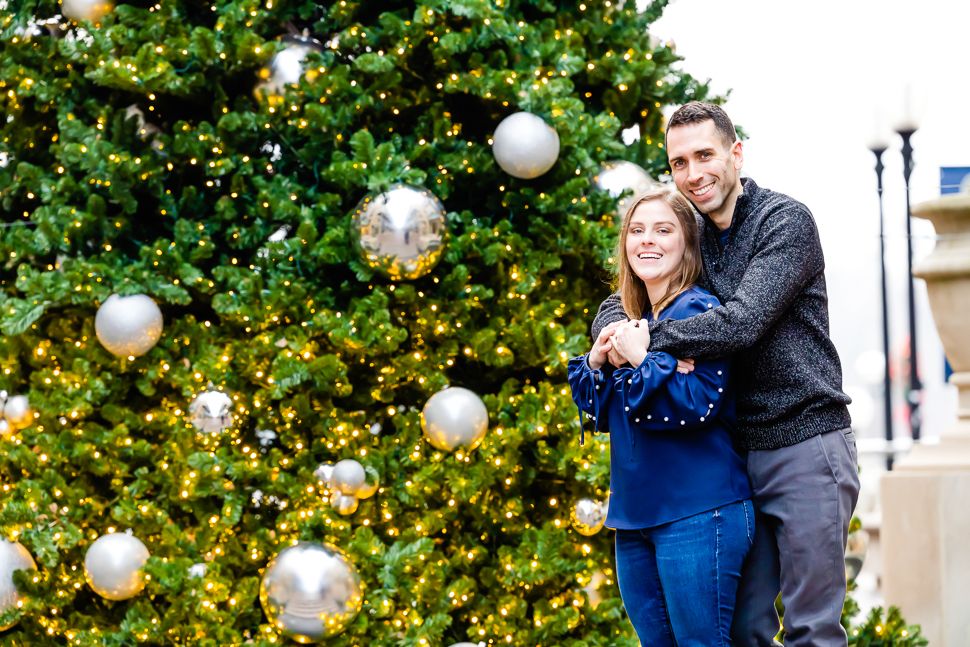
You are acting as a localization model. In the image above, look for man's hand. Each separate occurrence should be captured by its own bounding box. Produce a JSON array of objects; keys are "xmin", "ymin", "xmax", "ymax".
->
[
  {"xmin": 587, "ymin": 320, "xmax": 625, "ymax": 370},
  {"xmin": 676, "ymin": 358, "xmax": 695, "ymax": 375},
  {"xmin": 610, "ymin": 319, "xmax": 650, "ymax": 368}
]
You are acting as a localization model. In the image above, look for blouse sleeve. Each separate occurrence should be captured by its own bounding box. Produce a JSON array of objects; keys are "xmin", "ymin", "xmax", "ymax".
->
[
  {"xmin": 617, "ymin": 353, "xmax": 730, "ymax": 431},
  {"xmin": 567, "ymin": 354, "xmax": 614, "ymax": 445}
]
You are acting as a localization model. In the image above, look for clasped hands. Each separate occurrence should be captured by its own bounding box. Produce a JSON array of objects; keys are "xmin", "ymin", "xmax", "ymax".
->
[{"xmin": 588, "ymin": 319, "xmax": 695, "ymax": 374}]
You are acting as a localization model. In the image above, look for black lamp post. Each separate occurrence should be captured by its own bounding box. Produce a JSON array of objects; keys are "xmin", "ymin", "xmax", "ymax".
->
[
  {"xmin": 897, "ymin": 127, "xmax": 921, "ymax": 442},
  {"xmin": 870, "ymin": 145, "xmax": 894, "ymax": 469}
]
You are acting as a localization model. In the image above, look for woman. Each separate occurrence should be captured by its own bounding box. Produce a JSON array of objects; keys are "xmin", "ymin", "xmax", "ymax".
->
[{"xmin": 567, "ymin": 187, "xmax": 753, "ymax": 646}]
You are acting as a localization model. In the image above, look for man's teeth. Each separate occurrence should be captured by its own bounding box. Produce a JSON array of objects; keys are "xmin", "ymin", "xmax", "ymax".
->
[
  {"xmin": 691, "ymin": 182, "xmax": 714, "ymax": 196},
  {"xmin": 638, "ymin": 253, "xmax": 662, "ymax": 260}
]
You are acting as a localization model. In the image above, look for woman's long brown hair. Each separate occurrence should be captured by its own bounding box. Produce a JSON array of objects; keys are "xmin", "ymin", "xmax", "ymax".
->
[{"xmin": 613, "ymin": 187, "xmax": 703, "ymax": 320}]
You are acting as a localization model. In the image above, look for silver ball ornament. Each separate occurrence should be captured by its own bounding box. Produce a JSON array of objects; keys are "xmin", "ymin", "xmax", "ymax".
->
[
  {"xmin": 421, "ymin": 387, "xmax": 489, "ymax": 451},
  {"xmin": 333, "ymin": 493, "xmax": 360, "ymax": 516},
  {"xmin": 845, "ymin": 529, "xmax": 870, "ymax": 581},
  {"xmin": 0, "ymin": 540, "xmax": 36, "ymax": 631},
  {"xmin": 255, "ymin": 35, "xmax": 325, "ymax": 106},
  {"xmin": 491, "ymin": 112, "xmax": 560, "ymax": 179},
  {"xmin": 351, "ymin": 184, "xmax": 447, "ymax": 280},
  {"xmin": 330, "ymin": 459, "xmax": 366, "ymax": 494},
  {"xmin": 188, "ymin": 389, "xmax": 234, "ymax": 435},
  {"xmin": 314, "ymin": 463, "xmax": 335, "ymax": 485},
  {"xmin": 61, "ymin": 0, "xmax": 113, "ymax": 23},
  {"xmin": 571, "ymin": 498, "xmax": 607, "ymax": 536},
  {"xmin": 84, "ymin": 531, "xmax": 150, "ymax": 600},
  {"xmin": 95, "ymin": 294, "xmax": 163, "ymax": 357},
  {"xmin": 592, "ymin": 161, "xmax": 661, "ymax": 216},
  {"xmin": 0, "ymin": 391, "xmax": 32, "ymax": 434},
  {"xmin": 260, "ymin": 542, "xmax": 363, "ymax": 642}
]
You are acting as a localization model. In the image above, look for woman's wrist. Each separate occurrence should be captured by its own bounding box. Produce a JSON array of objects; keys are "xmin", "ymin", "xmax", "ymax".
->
[
  {"xmin": 626, "ymin": 347, "xmax": 648, "ymax": 368},
  {"xmin": 586, "ymin": 353, "xmax": 605, "ymax": 371}
]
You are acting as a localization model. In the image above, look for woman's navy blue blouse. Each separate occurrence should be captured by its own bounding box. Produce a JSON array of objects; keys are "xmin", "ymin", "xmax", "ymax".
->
[{"xmin": 567, "ymin": 286, "xmax": 751, "ymax": 530}]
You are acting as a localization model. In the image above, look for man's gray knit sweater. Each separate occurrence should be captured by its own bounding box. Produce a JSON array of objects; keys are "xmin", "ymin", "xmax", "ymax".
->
[{"xmin": 591, "ymin": 178, "xmax": 851, "ymax": 450}]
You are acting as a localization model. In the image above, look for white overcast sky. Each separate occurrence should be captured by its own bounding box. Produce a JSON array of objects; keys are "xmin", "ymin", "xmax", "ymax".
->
[{"xmin": 648, "ymin": 0, "xmax": 970, "ymax": 440}]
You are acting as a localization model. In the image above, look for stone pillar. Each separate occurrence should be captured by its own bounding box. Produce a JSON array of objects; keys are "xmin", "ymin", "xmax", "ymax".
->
[{"xmin": 882, "ymin": 193, "xmax": 970, "ymax": 646}]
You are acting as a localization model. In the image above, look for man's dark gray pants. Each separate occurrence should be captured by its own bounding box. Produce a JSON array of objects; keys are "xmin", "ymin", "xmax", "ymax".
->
[{"xmin": 730, "ymin": 428, "xmax": 860, "ymax": 647}]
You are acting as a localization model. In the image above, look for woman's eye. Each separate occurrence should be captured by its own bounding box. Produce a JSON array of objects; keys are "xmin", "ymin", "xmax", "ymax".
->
[{"xmin": 658, "ymin": 228, "xmax": 669, "ymax": 234}]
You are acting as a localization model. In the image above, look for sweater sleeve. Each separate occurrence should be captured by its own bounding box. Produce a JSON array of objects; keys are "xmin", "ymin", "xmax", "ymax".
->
[
  {"xmin": 590, "ymin": 292, "xmax": 628, "ymax": 342},
  {"xmin": 567, "ymin": 354, "xmax": 614, "ymax": 445},
  {"xmin": 648, "ymin": 203, "xmax": 824, "ymax": 361}
]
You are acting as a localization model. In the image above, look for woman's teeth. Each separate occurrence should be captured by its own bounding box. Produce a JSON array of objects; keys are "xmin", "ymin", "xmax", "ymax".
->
[{"xmin": 638, "ymin": 252, "xmax": 662, "ymax": 260}]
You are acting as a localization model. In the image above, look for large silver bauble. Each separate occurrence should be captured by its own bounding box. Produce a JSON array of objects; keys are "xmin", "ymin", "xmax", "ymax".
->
[
  {"xmin": 0, "ymin": 540, "xmax": 36, "ymax": 631},
  {"xmin": 95, "ymin": 294, "xmax": 163, "ymax": 357},
  {"xmin": 351, "ymin": 184, "xmax": 447, "ymax": 281},
  {"xmin": 254, "ymin": 35, "xmax": 325, "ymax": 106},
  {"xmin": 330, "ymin": 459, "xmax": 366, "ymax": 494},
  {"xmin": 84, "ymin": 532, "xmax": 150, "ymax": 600},
  {"xmin": 592, "ymin": 161, "xmax": 661, "ymax": 216},
  {"xmin": 571, "ymin": 498, "xmax": 607, "ymax": 536},
  {"xmin": 188, "ymin": 389, "xmax": 234, "ymax": 434},
  {"xmin": 491, "ymin": 112, "xmax": 560, "ymax": 179},
  {"xmin": 61, "ymin": 0, "xmax": 113, "ymax": 23},
  {"xmin": 421, "ymin": 387, "xmax": 489, "ymax": 452},
  {"xmin": 260, "ymin": 542, "xmax": 363, "ymax": 642}
]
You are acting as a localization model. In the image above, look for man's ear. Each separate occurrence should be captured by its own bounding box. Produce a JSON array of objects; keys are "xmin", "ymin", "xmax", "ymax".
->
[{"xmin": 732, "ymin": 141, "xmax": 743, "ymax": 171}]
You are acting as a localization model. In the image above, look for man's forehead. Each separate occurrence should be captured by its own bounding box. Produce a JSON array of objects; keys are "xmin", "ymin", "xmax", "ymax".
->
[{"xmin": 666, "ymin": 121, "xmax": 722, "ymax": 155}]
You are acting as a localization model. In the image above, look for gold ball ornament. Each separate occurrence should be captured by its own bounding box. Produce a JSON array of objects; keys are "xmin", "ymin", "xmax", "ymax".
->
[
  {"xmin": 254, "ymin": 35, "xmax": 325, "ymax": 108},
  {"xmin": 333, "ymin": 493, "xmax": 360, "ymax": 516},
  {"xmin": 84, "ymin": 531, "xmax": 150, "ymax": 601},
  {"xmin": 95, "ymin": 294, "xmax": 163, "ymax": 358},
  {"xmin": 571, "ymin": 498, "xmax": 607, "ymax": 536},
  {"xmin": 61, "ymin": 0, "xmax": 113, "ymax": 23},
  {"xmin": 0, "ymin": 540, "xmax": 36, "ymax": 631},
  {"xmin": 351, "ymin": 184, "xmax": 447, "ymax": 280},
  {"xmin": 260, "ymin": 542, "xmax": 363, "ymax": 642},
  {"xmin": 421, "ymin": 387, "xmax": 489, "ymax": 451}
]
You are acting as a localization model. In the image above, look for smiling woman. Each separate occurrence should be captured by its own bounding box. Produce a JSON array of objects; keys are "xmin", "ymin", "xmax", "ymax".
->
[{"xmin": 613, "ymin": 187, "xmax": 703, "ymax": 320}]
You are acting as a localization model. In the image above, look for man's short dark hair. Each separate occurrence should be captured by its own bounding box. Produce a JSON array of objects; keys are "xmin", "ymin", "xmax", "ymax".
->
[{"xmin": 665, "ymin": 102, "xmax": 737, "ymax": 150}]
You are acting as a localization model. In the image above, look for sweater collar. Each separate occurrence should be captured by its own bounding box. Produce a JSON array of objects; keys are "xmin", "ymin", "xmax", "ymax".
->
[{"xmin": 700, "ymin": 176, "xmax": 759, "ymax": 232}]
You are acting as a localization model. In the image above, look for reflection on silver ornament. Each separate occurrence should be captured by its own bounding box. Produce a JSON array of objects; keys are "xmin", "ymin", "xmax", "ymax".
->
[
  {"xmin": 188, "ymin": 389, "xmax": 234, "ymax": 434},
  {"xmin": 254, "ymin": 35, "xmax": 325, "ymax": 106},
  {"xmin": 330, "ymin": 459, "xmax": 366, "ymax": 494},
  {"xmin": 352, "ymin": 184, "xmax": 447, "ymax": 280},
  {"xmin": 0, "ymin": 540, "xmax": 36, "ymax": 631},
  {"xmin": 333, "ymin": 493, "xmax": 359, "ymax": 516},
  {"xmin": 61, "ymin": 0, "xmax": 113, "ymax": 23},
  {"xmin": 84, "ymin": 531, "xmax": 150, "ymax": 600},
  {"xmin": 95, "ymin": 294, "xmax": 163, "ymax": 357},
  {"xmin": 491, "ymin": 112, "xmax": 560, "ymax": 179},
  {"xmin": 421, "ymin": 387, "xmax": 489, "ymax": 451},
  {"xmin": 592, "ymin": 161, "xmax": 661, "ymax": 217},
  {"xmin": 845, "ymin": 529, "xmax": 870, "ymax": 581},
  {"xmin": 571, "ymin": 498, "xmax": 607, "ymax": 536},
  {"xmin": 260, "ymin": 542, "xmax": 363, "ymax": 642},
  {"xmin": 0, "ymin": 391, "xmax": 31, "ymax": 435},
  {"xmin": 314, "ymin": 463, "xmax": 335, "ymax": 485}
]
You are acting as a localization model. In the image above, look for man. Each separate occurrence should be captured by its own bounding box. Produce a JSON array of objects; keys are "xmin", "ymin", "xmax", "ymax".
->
[{"xmin": 591, "ymin": 102, "xmax": 859, "ymax": 647}]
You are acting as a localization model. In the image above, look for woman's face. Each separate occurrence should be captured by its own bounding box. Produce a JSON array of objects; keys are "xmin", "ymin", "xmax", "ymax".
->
[{"xmin": 625, "ymin": 200, "xmax": 686, "ymax": 288}]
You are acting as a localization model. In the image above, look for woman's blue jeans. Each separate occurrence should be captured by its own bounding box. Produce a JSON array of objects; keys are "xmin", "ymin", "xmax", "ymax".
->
[{"xmin": 614, "ymin": 499, "xmax": 755, "ymax": 647}]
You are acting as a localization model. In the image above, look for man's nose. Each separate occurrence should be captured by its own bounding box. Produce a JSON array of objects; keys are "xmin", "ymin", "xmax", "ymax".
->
[{"xmin": 687, "ymin": 160, "xmax": 704, "ymax": 183}]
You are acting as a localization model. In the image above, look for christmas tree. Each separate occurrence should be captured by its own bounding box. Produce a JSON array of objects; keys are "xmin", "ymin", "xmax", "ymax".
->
[{"xmin": 0, "ymin": 0, "xmax": 925, "ymax": 646}]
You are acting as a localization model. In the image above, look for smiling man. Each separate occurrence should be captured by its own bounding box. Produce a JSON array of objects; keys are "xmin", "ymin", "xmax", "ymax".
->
[{"xmin": 591, "ymin": 102, "xmax": 860, "ymax": 647}]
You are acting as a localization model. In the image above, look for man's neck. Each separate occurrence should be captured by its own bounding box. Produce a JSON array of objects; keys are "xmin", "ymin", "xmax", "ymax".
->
[{"xmin": 706, "ymin": 179, "xmax": 744, "ymax": 231}]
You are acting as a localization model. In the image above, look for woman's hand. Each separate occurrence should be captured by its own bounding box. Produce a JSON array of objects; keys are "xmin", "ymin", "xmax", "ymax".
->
[
  {"xmin": 587, "ymin": 320, "xmax": 626, "ymax": 370},
  {"xmin": 610, "ymin": 319, "xmax": 650, "ymax": 368}
]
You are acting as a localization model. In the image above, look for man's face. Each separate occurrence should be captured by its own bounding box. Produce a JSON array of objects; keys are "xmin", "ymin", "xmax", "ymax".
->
[{"xmin": 666, "ymin": 120, "xmax": 743, "ymax": 216}]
